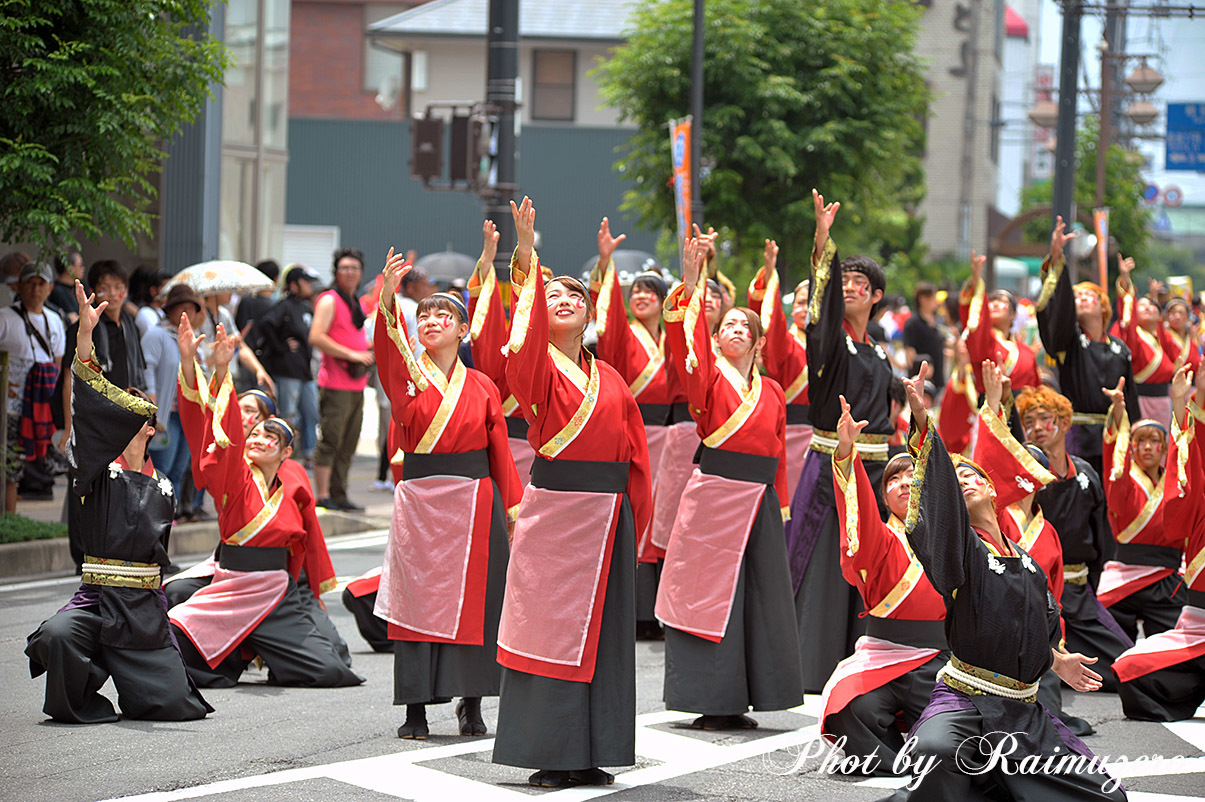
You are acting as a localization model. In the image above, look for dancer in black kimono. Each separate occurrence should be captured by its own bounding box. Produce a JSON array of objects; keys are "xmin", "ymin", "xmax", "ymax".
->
[
  {"xmin": 884, "ymin": 363, "xmax": 1126, "ymax": 801},
  {"xmin": 25, "ymin": 281, "xmax": 211, "ymax": 723},
  {"xmin": 789, "ymin": 189, "xmax": 895, "ymax": 691}
]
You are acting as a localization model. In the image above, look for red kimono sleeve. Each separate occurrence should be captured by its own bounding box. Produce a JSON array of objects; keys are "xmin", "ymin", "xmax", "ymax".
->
[
  {"xmin": 295, "ymin": 475, "xmax": 337, "ymax": 595},
  {"xmin": 590, "ymin": 258, "xmax": 644, "ymax": 386},
  {"xmin": 1102, "ymin": 405, "xmax": 1146, "ymax": 535},
  {"xmin": 481, "ymin": 375, "xmax": 523, "ymax": 520},
  {"xmin": 663, "ymin": 277, "xmax": 717, "ymax": 418},
  {"xmin": 621, "ymin": 387, "xmax": 654, "ymax": 539},
  {"xmin": 972, "ymin": 401, "xmax": 1056, "ymax": 510},
  {"xmin": 504, "ymin": 249, "xmax": 552, "ymax": 428},
  {"xmin": 1167, "ymin": 404, "xmax": 1205, "ymax": 586},
  {"xmin": 771, "ymin": 379, "xmax": 790, "ymax": 511},
  {"xmin": 196, "ymin": 371, "xmax": 251, "ymax": 503},
  {"xmin": 748, "ymin": 266, "xmax": 808, "ymax": 401},
  {"xmin": 176, "ymin": 360, "xmax": 211, "ymax": 493},
  {"xmin": 467, "ymin": 257, "xmax": 512, "ymax": 393},
  {"xmin": 833, "ymin": 450, "xmax": 894, "ymax": 593},
  {"xmin": 960, "ymin": 276, "xmax": 995, "ymax": 391},
  {"xmin": 373, "ymin": 290, "xmax": 422, "ymax": 413},
  {"xmin": 937, "ymin": 364, "xmax": 977, "ymax": 456}
]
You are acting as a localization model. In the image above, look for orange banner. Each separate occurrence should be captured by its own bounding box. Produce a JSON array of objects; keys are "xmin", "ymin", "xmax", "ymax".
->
[{"xmin": 671, "ymin": 117, "xmax": 693, "ymax": 250}]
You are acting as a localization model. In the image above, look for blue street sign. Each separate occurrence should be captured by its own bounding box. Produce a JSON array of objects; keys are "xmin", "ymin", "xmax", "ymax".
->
[{"xmin": 1166, "ymin": 103, "xmax": 1205, "ymax": 172}]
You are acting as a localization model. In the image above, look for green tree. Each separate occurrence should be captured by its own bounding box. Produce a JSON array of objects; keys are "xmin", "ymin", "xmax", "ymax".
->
[
  {"xmin": 0, "ymin": 0, "xmax": 228, "ymax": 256},
  {"xmin": 1018, "ymin": 117, "xmax": 1152, "ymax": 266},
  {"xmin": 594, "ymin": 0, "xmax": 930, "ymax": 285}
]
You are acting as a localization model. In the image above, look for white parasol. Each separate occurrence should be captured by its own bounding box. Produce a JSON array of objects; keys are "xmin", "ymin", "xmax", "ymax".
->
[{"xmin": 161, "ymin": 260, "xmax": 275, "ymax": 296}]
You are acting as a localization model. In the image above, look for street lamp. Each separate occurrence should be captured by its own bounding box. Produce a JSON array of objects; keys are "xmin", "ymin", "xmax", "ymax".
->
[
  {"xmin": 1028, "ymin": 100, "xmax": 1060, "ymax": 129},
  {"xmin": 1125, "ymin": 63, "xmax": 1164, "ymax": 94},
  {"xmin": 1125, "ymin": 100, "xmax": 1160, "ymax": 126}
]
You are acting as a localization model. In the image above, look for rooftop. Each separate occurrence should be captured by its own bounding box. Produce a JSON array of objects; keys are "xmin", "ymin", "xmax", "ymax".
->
[{"xmin": 369, "ymin": 0, "xmax": 640, "ymax": 44}]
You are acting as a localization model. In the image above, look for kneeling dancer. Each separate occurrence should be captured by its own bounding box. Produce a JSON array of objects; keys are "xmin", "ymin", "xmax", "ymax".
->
[
  {"xmin": 26, "ymin": 281, "xmax": 211, "ymax": 723},
  {"xmin": 657, "ymin": 236, "xmax": 803, "ymax": 729},
  {"xmin": 374, "ymin": 248, "xmax": 520, "ymax": 738},
  {"xmin": 492, "ymin": 198, "xmax": 651, "ymax": 788},
  {"xmin": 882, "ymin": 364, "xmax": 1124, "ymax": 801},
  {"xmin": 168, "ymin": 323, "xmax": 362, "ymax": 688}
]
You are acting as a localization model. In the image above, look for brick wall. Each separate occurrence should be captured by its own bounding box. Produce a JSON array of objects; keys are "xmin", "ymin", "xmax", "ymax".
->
[{"xmin": 290, "ymin": 0, "xmax": 410, "ymax": 120}]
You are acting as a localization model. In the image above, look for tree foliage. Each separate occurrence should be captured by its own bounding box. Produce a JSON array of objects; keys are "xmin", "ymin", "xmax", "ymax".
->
[
  {"xmin": 0, "ymin": 0, "xmax": 228, "ymax": 256},
  {"xmin": 1019, "ymin": 117, "xmax": 1153, "ymax": 267},
  {"xmin": 594, "ymin": 0, "xmax": 931, "ymax": 285}
]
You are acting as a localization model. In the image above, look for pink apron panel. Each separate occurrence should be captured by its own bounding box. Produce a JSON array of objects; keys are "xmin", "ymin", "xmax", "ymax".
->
[
  {"xmin": 168, "ymin": 566, "xmax": 290, "ymax": 666},
  {"xmin": 1114, "ymin": 605, "xmax": 1205, "ymax": 682},
  {"xmin": 650, "ymin": 422, "xmax": 701, "ymax": 551},
  {"xmin": 644, "ymin": 424, "xmax": 669, "ymax": 484},
  {"xmin": 784, "ymin": 423, "xmax": 814, "ymax": 503},
  {"xmin": 1138, "ymin": 394, "xmax": 1172, "ymax": 430},
  {"xmin": 374, "ymin": 476, "xmax": 481, "ymax": 640},
  {"xmin": 820, "ymin": 634, "xmax": 941, "ymax": 739},
  {"xmin": 655, "ymin": 471, "xmax": 766, "ymax": 642},
  {"xmin": 1096, "ymin": 560, "xmax": 1174, "ymax": 608},
  {"xmin": 497, "ymin": 486, "xmax": 618, "ymax": 668},
  {"xmin": 509, "ymin": 435, "xmax": 536, "ymax": 485}
]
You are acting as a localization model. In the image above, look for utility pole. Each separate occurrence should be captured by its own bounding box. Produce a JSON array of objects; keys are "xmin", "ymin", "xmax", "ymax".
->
[
  {"xmin": 690, "ymin": 0, "xmax": 704, "ymax": 234},
  {"xmin": 486, "ymin": 0, "xmax": 519, "ymax": 279},
  {"xmin": 1051, "ymin": 0, "xmax": 1083, "ymax": 279}
]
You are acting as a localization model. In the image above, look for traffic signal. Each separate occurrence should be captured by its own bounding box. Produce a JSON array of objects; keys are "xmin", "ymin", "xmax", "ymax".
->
[
  {"xmin": 410, "ymin": 116, "xmax": 444, "ymax": 181},
  {"xmin": 468, "ymin": 114, "xmax": 497, "ymax": 189}
]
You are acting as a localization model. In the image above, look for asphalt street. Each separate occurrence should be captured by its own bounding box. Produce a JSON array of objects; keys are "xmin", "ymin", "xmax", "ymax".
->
[{"xmin": 4, "ymin": 528, "xmax": 1205, "ymax": 802}]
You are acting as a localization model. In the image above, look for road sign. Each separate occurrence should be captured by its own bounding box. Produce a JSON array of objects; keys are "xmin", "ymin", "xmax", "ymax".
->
[{"xmin": 1166, "ymin": 103, "xmax": 1205, "ymax": 171}]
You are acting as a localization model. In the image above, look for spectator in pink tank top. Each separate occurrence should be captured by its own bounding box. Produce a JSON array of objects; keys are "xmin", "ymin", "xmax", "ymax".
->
[{"xmin": 309, "ymin": 247, "xmax": 374, "ymax": 511}]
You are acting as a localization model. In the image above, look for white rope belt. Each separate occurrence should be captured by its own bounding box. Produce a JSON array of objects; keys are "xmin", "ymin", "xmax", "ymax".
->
[
  {"xmin": 938, "ymin": 660, "xmax": 1040, "ymax": 701},
  {"xmin": 81, "ymin": 562, "xmax": 162, "ymax": 578},
  {"xmin": 810, "ymin": 432, "xmax": 890, "ymax": 457},
  {"xmin": 1063, "ymin": 565, "xmax": 1089, "ymax": 582},
  {"xmin": 1071, "ymin": 412, "xmax": 1109, "ymax": 425}
]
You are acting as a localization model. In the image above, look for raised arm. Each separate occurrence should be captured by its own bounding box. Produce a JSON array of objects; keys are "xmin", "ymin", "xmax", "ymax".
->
[
  {"xmin": 903, "ymin": 363, "xmax": 978, "ymax": 599},
  {"xmin": 467, "ymin": 219, "xmax": 511, "ymax": 387},
  {"xmin": 373, "ymin": 247, "xmax": 425, "ymax": 413},
  {"xmin": 1036, "ymin": 216, "xmax": 1079, "ymax": 358},
  {"xmin": 505, "ymin": 197, "xmax": 553, "ymax": 419},
  {"xmin": 804, "ymin": 189, "xmax": 848, "ymax": 403},
  {"xmin": 663, "ymin": 239, "xmax": 717, "ymax": 414},
  {"xmin": 589, "ymin": 218, "xmax": 643, "ymax": 379}
]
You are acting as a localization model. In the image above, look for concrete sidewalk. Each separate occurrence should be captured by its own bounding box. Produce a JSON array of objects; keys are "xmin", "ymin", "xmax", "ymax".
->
[{"xmin": 1, "ymin": 393, "xmax": 398, "ymax": 579}]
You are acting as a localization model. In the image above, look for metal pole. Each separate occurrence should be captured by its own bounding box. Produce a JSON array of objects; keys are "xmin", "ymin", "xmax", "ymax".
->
[
  {"xmin": 1096, "ymin": 49, "xmax": 1112, "ymax": 209},
  {"xmin": 690, "ymin": 0, "xmax": 704, "ymax": 233},
  {"xmin": 486, "ymin": 0, "xmax": 519, "ymax": 283},
  {"xmin": 1052, "ymin": 0, "xmax": 1082, "ymax": 279}
]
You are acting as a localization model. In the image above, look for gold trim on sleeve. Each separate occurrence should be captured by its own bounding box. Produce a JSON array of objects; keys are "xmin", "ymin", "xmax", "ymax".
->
[
  {"xmin": 470, "ymin": 261, "xmax": 497, "ymax": 341},
  {"xmin": 1035, "ymin": 254, "xmax": 1062, "ymax": 312},
  {"xmin": 506, "ymin": 247, "xmax": 541, "ymax": 355},
  {"xmin": 73, "ymin": 355, "xmax": 158, "ymax": 419},
  {"xmin": 808, "ymin": 237, "xmax": 838, "ymax": 326}
]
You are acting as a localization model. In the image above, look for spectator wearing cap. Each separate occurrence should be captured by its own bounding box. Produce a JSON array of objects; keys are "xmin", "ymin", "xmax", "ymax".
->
[
  {"xmin": 0, "ymin": 261, "xmax": 67, "ymax": 511},
  {"xmin": 309, "ymin": 248, "xmax": 374, "ymax": 511},
  {"xmin": 48, "ymin": 249, "xmax": 86, "ymax": 324},
  {"xmin": 255, "ymin": 264, "xmax": 321, "ymax": 465},
  {"xmin": 142, "ymin": 284, "xmax": 206, "ymax": 502}
]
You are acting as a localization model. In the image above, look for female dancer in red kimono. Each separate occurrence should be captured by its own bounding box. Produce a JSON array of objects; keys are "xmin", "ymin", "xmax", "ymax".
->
[
  {"xmin": 1114, "ymin": 364, "xmax": 1205, "ymax": 720},
  {"xmin": 748, "ymin": 239, "xmax": 813, "ymax": 502},
  {"xmin": 467, "ymin": 219, "xmax": 537, "ymax": 482},
  {"xmin": 1098, "ymin": 377, "xmax": 1186, "ymax": 641},
  {"xmin": 959, "ymin": 251, "xmax": 1041, "ymax": 392},
  {"xmin": 822, "ymin": 396, "xmax": 946, "ymax": 773},
  {"xmin": 1115, "ymin": 254, "xmax": 1176, "ymax": 426},
  {"xmin": 164, "ymin": 332, "xmax": 351, "ymax": 668},
  {"xmin": 590, "ymin": 217, "xmax": 694, "ymax": 639},
  {"xmin": 656, "ymin": 236, "xmax": 803, "ymax": 730},
  {"xmin": 373, "ymin": 248, "xmax": 520, "ymax": 739},
  {"xmin": 1162, "ymin": 295, "xmax": 1200, "ymax": 374},
  {"xmin": 167, "ymin": 324, "xmax": 362, "ymax": 688},
  {"xmin": 492, "ymin": 197, "xmax": 651, "ymax": 788}
]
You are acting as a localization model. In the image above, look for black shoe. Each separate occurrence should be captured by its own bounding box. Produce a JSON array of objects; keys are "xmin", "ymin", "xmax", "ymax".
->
[
  {"xmin": 455, "ymin": 697, "xmax": 487, "ymax": 736},
  {"xmin": 338, "ymin": 498, "xmax": 365, "ymax": 512},
  {"xmin": 528, "ymin": 770, "xmax": 573, "ymax": 788},
  {"xmin": 636, "ymin": 620, "xmax": 664, "ymax": 640},
  {"xmin": 316, "ymin": 497, "xmax": 337, "ymax": 509},
  {"xmin": 397, "ymin": 704, "xmax": 428, "ymax": 740},
  {"xmin": 17, "ymin": 489, "xmax": 54, "ymax": 501},
  {"xmin": 568, "ymin": 768, "xmax": 614, "ymax": 786}
]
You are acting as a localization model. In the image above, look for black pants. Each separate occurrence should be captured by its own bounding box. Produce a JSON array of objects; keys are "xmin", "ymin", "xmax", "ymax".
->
[
  {"xmin": 26, "ymin": 607, "xmax": 211, "ymax": 723},
  {"xmin": 1119, "ymin": 653, "xmax": 1205, "ymax": 722},
  {"xmin": 1105, "ymin": 573, "xmax": 1186, "ymax": 643}
]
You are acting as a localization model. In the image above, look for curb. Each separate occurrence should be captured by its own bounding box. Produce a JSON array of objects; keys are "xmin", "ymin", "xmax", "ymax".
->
[{"xmin": 0, "ymin": 508, "xmax": 391, "ymax": 581}]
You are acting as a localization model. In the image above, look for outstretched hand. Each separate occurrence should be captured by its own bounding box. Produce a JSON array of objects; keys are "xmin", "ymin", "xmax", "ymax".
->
[
  {"xmin": 1102, "ymin": 376, "xmax": 1126, "ymax": 429},
  {"xmin": 763, "ymin": 239, "xmax": 779, "ymax": 273},
  {"xmin": 510, "ymin": 196, "xmax": 536, "ymax": 251},
  {"xmin": 681, "ymin": 236, "xmax": 707, "ymax": 296},
  {"xmin": 177, "ymin": 310, "xmax": 205, "ymax": 362},
  {"xmin": 835, "ymin": 394, "xmax": 869, "ymax": 461},
  {"xmin": 480, "ymin": 219, "xmax": 500, "ymax": 267},
  {"xmin": 1049, "ymin": 216, "xmax": 1077, "ymax": 263},
  {"xmin": 903, "ymin": 362, "xmax": 930, "ymax": 427},
  {"xmin": 74, "ymin": 280, "xmax": 107, "ymax": 337},
  {"xmin": 1053, "ymin": 649, "xmax": 1103, "ymax": 693},
  {"xmin": 211, "ymin": 323, "xmax": 236, "ymax": 370},
  {"xmin": 970, "ymin": 250, "xmax": 986, "ymax": 283},
  {"xmin": 1170, "ymin": 363, "xmax": 1195, "ymax": 404},
  {"xmin": 597, "ymin": 217, "xmax": 626, "ymax": 266},
  {"xmin": 381, "ymin": 247, "xmax": 413, "ymax": 301},
  {"xmin": 982, "ymin": 359, "xmax": 1006, "ymax": 414},
  {"xmin": 1118, "ymin": 253, "xmax": 1136, "ymax": 277},
  {"xmin": 812, "ymin": 189, "xmax": 840, "ymax": 252}
]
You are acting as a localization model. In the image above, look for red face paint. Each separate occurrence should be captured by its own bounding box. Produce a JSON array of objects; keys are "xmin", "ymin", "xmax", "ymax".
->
[{"xmin": 572, "ymin": 296, "xmax": 586, "ymax": 309}]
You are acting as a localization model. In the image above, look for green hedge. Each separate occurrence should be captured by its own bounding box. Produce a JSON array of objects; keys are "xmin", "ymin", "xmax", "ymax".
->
[{"xmin": 0, "ymin": 514, "xmax": 68, "ymax": 544}]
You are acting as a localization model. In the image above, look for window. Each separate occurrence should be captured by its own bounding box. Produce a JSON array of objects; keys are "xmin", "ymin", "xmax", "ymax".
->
[
  {"xmin": 364, "ymin": 5, "xmax": 406, "ymax": 93},
  {"xmin": 531, "ymin": 50, "xmax": 576, "ymax": 122}
]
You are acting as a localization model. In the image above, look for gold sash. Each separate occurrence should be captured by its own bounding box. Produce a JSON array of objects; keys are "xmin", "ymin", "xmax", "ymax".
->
[{"xmin": 538, "ymin": 347, "xmax": 600, "ymax": 458}]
